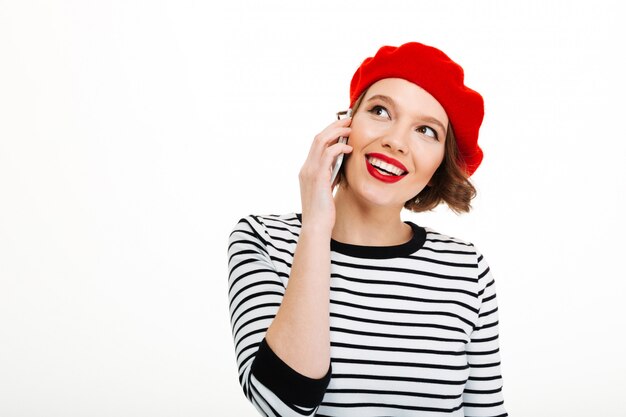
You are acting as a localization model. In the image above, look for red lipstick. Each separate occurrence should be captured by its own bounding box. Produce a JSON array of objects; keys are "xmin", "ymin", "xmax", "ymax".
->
[
  {"xmin": 365, "ymin": 153, "xmax": 408, "ymax": 184},
  {"xmin": 367, "ymin": 153, "xmax": 408, "ymax": 172}
]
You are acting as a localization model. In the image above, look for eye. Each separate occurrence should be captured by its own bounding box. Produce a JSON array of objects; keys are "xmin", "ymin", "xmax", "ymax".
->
[
  {"xmin": 417, "ymin": 125, "xmax": 439, "ymax": 141},
  {"xmin": 369, "ymin": 105, "xmax": 390, "ymax": 119}
]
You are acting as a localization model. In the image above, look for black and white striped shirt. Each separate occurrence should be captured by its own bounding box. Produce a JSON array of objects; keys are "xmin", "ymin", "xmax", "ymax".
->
[{"xmin": 227, "ymin": 213, "xmax": 507, "ymax": 417}]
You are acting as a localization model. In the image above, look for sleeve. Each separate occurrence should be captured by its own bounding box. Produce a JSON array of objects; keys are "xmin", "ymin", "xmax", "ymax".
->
[
  {"xmin": 462, "ymin": 248, "xmax": 508, "ymax": 417},
  {"xmin": 227, "ymin": 215, "xmax": 331, "ymax": 417}
]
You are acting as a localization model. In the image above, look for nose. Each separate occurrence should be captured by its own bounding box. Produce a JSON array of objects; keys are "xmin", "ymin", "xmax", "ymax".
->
[{"xmin": 380, "ymin": 124, "xmax": 410, "ymax": 154}]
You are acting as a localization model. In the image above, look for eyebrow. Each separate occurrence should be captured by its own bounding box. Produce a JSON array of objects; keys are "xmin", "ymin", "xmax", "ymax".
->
[{"xmin": 366, "ymin": 94, "xmax": 447, "ymax": 135}]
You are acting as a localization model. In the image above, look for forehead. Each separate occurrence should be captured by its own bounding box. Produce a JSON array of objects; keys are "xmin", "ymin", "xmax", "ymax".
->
[{"xmin": 363, "ymin": 78, "xmax": 449, "ymax": 125}]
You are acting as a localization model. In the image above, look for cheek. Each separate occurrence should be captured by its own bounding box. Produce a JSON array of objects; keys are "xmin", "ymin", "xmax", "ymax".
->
[
  {"xmin": 413, "ymin": 144, "xmax": 445, "ymax": 172},
  {"xmin": 349, "ymin": 119, "xmax": 386, "ymax": 147},
  {"xmin": 433, "ymin": 148, "xmax": 446, "ymax": 169}
]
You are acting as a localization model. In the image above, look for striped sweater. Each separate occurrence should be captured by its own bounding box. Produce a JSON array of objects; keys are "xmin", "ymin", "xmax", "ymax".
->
[{"xmin": 227, "ymin": 213, "xmax": 507, "ymax": 417}]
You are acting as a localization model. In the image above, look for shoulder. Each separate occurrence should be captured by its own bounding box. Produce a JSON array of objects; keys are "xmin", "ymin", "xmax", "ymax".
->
[
  {"xmin": 421, "ymin": 228, "xmax": 495, "ymax": 293},
  {"xmin": 422, "ymin": 226, "xmax": 477, "ymax": 252},
  {"xmin": 230, "ymin": 212, "xmax": 302, "ymax": 243},
  {"xmin": 420, "ymin": 226, "xmax": 489, "ymax": 271}
]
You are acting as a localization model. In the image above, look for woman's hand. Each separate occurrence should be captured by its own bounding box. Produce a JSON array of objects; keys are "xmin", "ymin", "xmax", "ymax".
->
[{"xmin": 298, "ymin": 116, "xmax": 352, "ymax": 234}]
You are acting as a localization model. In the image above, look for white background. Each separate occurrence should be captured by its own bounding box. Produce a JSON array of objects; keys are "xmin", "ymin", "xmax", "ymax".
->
[{"xmin": 1, "ymin": 1, "xmax": 625, "ymax": 416}]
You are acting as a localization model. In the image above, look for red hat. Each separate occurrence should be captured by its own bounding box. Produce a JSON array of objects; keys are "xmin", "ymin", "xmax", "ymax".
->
[{"xmin": 349, "ymin": 42, "xmax": 485, "ymax": 176}]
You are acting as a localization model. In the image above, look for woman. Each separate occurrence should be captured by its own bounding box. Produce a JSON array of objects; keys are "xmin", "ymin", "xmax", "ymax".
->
[{"xmin": 227, "ymin": 42, "xmax": 507, "ymax": 417}]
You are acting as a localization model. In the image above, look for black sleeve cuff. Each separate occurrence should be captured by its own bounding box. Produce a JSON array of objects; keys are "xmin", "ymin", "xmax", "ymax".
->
[{"xmin": 251, "ymin": 337, "xmax": 331, "ymax": 408}]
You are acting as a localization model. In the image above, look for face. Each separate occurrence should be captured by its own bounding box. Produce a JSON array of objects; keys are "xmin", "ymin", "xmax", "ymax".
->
[{"xmin": 341, "ymin": 78, "xmax": 449, "ymax": 209}]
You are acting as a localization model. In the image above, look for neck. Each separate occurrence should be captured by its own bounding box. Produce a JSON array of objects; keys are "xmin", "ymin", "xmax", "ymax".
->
[{"xmin": 331, "ymin": 183, "xmax": 413, "ymax": 246}]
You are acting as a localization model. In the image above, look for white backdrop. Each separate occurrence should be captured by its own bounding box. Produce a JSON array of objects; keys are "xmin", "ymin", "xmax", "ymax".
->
[{"xmin": 1, "ymin": 1, "xmax": 625, "ymax": 416}]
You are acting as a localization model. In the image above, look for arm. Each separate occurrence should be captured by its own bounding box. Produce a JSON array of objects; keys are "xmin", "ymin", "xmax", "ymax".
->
[
  {"xmin": 228, "ymin": 117, "xmax": 352, "ymax": 416},
  {"xmin": 227, "ymin": 216, "xmax": 332, "ymax": 417},
  {"xmin": 462, "ymin": 249, "xmax": 508, "ymax": 417},
  {"xmin": 264, "ymin": 220, "xmax": 332, "ymax": 378}
]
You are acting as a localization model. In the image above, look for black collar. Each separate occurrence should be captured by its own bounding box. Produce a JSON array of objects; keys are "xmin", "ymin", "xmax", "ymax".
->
[{"xmin": 295, "ymin": 213, "xmax": 426, "ymax": 259}]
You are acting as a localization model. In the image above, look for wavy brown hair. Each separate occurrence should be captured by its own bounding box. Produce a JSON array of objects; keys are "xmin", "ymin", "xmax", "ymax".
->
[{"xmin": 336, "ymin": 89, "xmax": 477, "ymax": 214}]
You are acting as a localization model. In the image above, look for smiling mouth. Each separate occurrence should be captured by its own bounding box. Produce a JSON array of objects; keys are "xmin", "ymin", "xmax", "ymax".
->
[{"xmin": 366, "ymin": 155, "xmax": 408, "ymax": 177}]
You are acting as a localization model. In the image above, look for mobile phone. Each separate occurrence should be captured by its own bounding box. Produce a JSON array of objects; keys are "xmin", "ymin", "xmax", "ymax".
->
[{"xmin": 330, "ymin": 108, "xmax": 352, "ymax": 185}]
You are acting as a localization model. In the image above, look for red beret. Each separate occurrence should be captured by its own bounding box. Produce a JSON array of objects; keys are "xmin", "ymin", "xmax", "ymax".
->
[{"xmin": 349, "ymin": 42, "xmax": 485, "ymax": 176}]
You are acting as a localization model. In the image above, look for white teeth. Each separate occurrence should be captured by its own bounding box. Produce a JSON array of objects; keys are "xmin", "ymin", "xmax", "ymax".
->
[{"xmin": 367, "ymin": 157, "xmax": 406, "ymax": 176}]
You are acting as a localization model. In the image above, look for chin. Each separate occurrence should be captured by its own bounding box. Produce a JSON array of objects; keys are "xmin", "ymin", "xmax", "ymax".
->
[
  {"xmin": 353, "ymin": 184, "xmax": 406, "ymax": 209},
  {"xmin": 343, "ymin": 165, "xmax": 423, "ymax": 208}
]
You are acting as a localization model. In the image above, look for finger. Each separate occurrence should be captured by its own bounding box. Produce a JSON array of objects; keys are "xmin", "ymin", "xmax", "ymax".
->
[
  {"xmin": 323, "ymin": 113, "xmax": 352, "ymax": 127},
  {"xmin": 314, "ymin": 116, "xmax": 352, "ymax": 145},
  {"xmin": 300, "ymin": 140, "xmax": 352, "ymax": 182},
  {"xmin": 322, "ymin": 116, "xmax": 352, "ymax": 135},
  {"xmin": 309, "ymin": 125, "xmax": 351, "ymax": 159},
  {"xmin": 321, "ymin": 142, "xmax": 353, "ymax": 169}
]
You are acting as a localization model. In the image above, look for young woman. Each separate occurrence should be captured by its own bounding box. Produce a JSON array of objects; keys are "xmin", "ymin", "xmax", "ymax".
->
[{"xmin": 227, "ymin": 42, "xmax": 507, "ymax": 417}]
